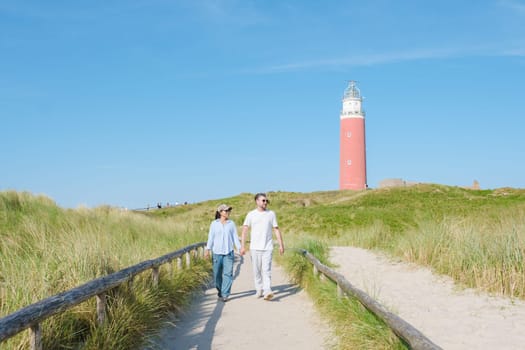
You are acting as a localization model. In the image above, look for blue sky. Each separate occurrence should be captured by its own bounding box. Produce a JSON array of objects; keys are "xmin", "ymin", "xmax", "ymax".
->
[{"xmin": 1, "ymin": 0, "xmax": 524, "ymax": 209}]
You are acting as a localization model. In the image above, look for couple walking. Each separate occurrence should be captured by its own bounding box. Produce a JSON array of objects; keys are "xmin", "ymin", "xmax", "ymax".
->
[{"xmin": 204, "ymin": 193, "xmax": 285, "ymax": 302}]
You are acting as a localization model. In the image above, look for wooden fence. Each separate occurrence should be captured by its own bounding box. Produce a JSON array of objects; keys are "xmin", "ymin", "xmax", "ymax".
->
[
  {"xmin": 300, "ymin": 249, "xmax": 443, "ymax": 350},
  {"xmin": 0, "ymin": 242, "xmax": 207, "ymax": 350}
]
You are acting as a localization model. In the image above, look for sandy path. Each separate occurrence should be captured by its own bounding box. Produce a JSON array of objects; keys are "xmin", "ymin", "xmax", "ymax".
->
[
  {"xmin": 330, "ymin": 246, "xmax": 525, "ymax": 350},
  {"xmin": 147, "ymin": 253, "xmax": 332, "ymax": 350}
]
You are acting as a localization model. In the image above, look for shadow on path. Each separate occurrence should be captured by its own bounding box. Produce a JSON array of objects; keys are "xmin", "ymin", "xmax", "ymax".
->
[
  {"xmin": 147, "ymin": 254, "xmax": 328, "ymax": 349},
  {"xmin": 148, "ymin": 255, "xmax": 246, "ymax": 349},
  {"xmin": 269, "ymin": 283, "xmax": 301, "ymax": 302}
]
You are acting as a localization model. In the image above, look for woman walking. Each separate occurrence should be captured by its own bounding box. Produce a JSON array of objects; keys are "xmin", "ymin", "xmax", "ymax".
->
[{"xmin": 205, "ymin": 204, "xmax": 241, "ymax": 302}]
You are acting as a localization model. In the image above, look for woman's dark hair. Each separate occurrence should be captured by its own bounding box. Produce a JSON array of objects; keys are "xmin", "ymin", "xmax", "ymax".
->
[{"xmin": 215, "ymin": 211, "xmax": 221, "ymax": 220}]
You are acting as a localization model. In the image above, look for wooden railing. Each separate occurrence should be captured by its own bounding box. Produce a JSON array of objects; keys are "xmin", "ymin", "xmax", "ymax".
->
[
  {"xmin": 300, "ymin": 249, "xmax": 443, "ymax": 350},
  {"xmin": 0, "ymin": 242, "xmax": 207, "ymax": 350}
]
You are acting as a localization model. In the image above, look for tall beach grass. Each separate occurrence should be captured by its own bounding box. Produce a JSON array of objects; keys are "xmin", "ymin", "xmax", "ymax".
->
[
  {"xmin": 278, "ymin": 240, "xmax": 407, "ymax": 350},
  {"xmin": 2, "ymin": 184, "xmax": 525, "ymax": 349},
  {"xmin": 273, "ymin": 185, "xmax": 525, "ymax": 299},
  {"xmin": 0, "ymin": 191, "xmax": 210, "ymax": 349},
  {"xmin": 271, "ymin": 185, "xmax": 525, "ymax": 349}
]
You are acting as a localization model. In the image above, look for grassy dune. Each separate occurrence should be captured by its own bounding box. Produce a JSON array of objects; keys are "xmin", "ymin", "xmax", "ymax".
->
[
  {"xmin": 150, "ymin": 185, "xmax": 525, "ymax": 349},
  {"xmin": 155, "ymin": 184, "xmax": 525, "ymax": 298},
  {"xmin": 2, "ymin": 184, "xmax": 524, "ymax": 349},
  {"xmin": 0, "ymin": 191, "xmax": 210, "ymax": 349},
  {"xmin": 281, "ymin": 185, "xmax": 525, "ymax": 298}
]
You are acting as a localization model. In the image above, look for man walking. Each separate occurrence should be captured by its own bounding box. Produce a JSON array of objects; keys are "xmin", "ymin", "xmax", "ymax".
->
[{"xmin": 240, "ymin": 193, "xmax": 284, "ymax": 300}]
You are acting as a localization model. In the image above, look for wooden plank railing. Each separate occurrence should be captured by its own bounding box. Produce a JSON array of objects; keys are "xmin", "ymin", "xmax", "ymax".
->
[
  {"xmin": 0, "ymin": 242, "xmax": 207, "ymax": 350},
  {"xmin": 300, "ymin": 249, "xmax": 442, "ymax": 350}
]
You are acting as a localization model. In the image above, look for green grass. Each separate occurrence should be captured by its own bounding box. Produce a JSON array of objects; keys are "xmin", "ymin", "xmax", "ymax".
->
[
  {"xmin": 0, "ymin": 191, "xmax": 211, "ymax": 349},
  {"xmin": 278, "ymin": 240, "xmax": 407, "ymax": 350},
  {"xmin": 271, "ymin": 186, "xmax": 524, "ymax": 349},
  {"xmin": 140, "ymin": 185, "xmax": 525, "ymax": 348},
  {"xmin": 2, "ymin": 184, "xmax": 525, "ymax": 349}
]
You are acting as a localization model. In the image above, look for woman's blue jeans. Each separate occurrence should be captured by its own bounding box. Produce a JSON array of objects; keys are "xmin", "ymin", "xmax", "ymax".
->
[{"xmin": 212, "ymin": 251, "xmax": 234, "ymax": 298}]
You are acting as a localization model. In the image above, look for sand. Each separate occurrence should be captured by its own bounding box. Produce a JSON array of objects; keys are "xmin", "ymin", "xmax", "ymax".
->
[
  {"xmin": 330, "ymin": 246, "xmax": 525, "ymax": 350},
  {"xmin": 147, "ymin": 253, "xmax": 333, "ymax": 349},
  {"xmin": 148, "ymin": 247, "xmax": 525, "ymax": 349}
]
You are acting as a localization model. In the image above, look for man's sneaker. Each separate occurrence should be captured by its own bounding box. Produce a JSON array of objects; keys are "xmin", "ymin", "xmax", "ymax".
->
[
  {"xmin": 221, "ymin": 296, "xmax": 229, "ymax": 302},
  {"xmin": 263, "ymin": 292, "xmax": 274, "ymax": 301},
  {"xmin": 254, "ymin": 290, "xmax": 263, "ymax": 298}
]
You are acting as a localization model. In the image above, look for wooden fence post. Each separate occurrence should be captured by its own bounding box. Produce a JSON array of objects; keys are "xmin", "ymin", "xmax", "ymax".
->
[
  {"xmin": 185, "ymin": 252, "xmax": 191, "ymax": 267},
  {"xmin": 337, "ymin": 284, "xmax": 344, "ymax": 299},
  {"xmin": 167, "ymin": 261, "xmax": 174, "ymax": 279},
  {"xmin": 96, "ymin": 293, "xmax": 106, "ymax": 325},
  {"xmin": 152, "ymin": 266, "xmax": 159, "ymax": 287},
  {"xmin": 0, "ymin": 243, "xmax": 208, "ymax": 348},
  {"xmin": 30, "ymin": 323, "xmax": 42, "ymax": 350},
  {"xmin": 302, "ymin": 249, "xmax": 443, "ymax": 350},
  {"xmin": 313, "ymin": 265, "xmax": 319, "ymax": 277}
]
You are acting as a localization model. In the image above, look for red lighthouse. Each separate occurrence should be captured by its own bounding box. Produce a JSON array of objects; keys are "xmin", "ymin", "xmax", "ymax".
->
[{"xmin": 340, "ymin": 81, "xmax": 367, "ymax": 190}]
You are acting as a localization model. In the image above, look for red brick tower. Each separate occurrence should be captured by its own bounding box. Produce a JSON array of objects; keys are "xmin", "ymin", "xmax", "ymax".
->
[{"xmin": 340, "ymin": 81, "xmax": 367, "ymax": 190}]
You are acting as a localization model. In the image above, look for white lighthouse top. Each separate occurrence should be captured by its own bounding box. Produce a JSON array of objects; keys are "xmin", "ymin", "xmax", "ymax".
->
[
  {"xmin": 343, "ymin": 80, "xmax": 361, "ymax": 100},
  {"xmin": 341, "ymin": 80, "xmax": 365, "ymax": 118}
]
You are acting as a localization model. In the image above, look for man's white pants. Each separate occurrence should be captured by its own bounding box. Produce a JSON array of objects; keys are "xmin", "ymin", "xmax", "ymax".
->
[{"xmin": 250, "ymin": 249, "xmax": 273, "ymax": 294}]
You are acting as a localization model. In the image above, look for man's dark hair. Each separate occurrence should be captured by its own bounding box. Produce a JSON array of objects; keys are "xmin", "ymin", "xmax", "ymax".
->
[{"xmin": 254, "ymin": 193, "xmax": 267, "ymax": 201}]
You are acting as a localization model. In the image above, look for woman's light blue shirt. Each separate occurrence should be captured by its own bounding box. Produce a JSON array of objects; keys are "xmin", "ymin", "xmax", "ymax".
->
[{"xmin": 206, "ymin": 219, "xmax": 241, "ymax": 255}]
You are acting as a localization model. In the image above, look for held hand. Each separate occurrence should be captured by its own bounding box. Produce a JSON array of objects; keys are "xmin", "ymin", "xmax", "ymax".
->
[
  {"xmin": 240, "ymin": 247, "xmax": 246, "ymax": 256},
  {"xmin": 204, "ymin": 250, "xmax": 210, "ymax": 259}
]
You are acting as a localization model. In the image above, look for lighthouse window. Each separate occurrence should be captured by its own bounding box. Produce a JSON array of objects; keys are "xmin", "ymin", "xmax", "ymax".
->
[
  {"xmin": 346, "ymin": 160, "xmax": 352, "ymax": 165},
  {"xmin": 346, "ymin": 132, "xmax": 352, "ymax": 138}
]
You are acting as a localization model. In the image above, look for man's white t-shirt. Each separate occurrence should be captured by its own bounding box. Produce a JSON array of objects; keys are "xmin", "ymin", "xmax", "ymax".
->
[{"xmin": 243, "ymin": 209, "xmax": 278, "ymax": 251}]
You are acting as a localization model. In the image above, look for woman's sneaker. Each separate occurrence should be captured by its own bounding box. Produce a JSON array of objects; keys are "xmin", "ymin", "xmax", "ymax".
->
[{"xmin": 254, "ymin": 290, "xmax": 263, "ymax": 298}]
